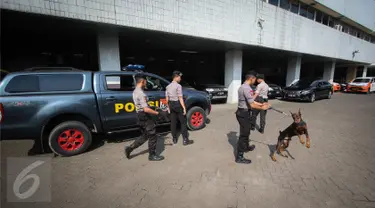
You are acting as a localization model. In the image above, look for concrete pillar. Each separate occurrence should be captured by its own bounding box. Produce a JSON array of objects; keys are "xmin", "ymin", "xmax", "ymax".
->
[
  {"xmin": 225, "ymin": 50, "xmax": 242, "ymax": 104},
  {"xmin": 362, "ymin": 65, "xmax": 368, "ymax": 77},
  {"xmin": 286, "ymin": 55, "xmax": 302, "ymax": 86},
  {"xmin": 346, "ymin": 67, "xmax": 357, "ymax": 82},
  {"xmin": 323, "ymin": 61, "xmax": 336, "ymax": 82},
  {"xmin": 97, "ymin": 29, "xmax": 121, "ymax": 71}
]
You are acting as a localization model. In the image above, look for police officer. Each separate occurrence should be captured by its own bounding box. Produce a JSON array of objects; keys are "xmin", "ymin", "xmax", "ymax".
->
[
  {"xmin": 125, "ymin": 74, "xmax": 168, "ymax": 161},
  {"xmin": 250, "ymin": 74, "xmax": 269, "ymax": 134},
  {"xmin": 236, "ymin": 71, "xmax": 270, "ymax": 164},
  {"xmin": 166, "ymin": 71, "xmax": 194, "ymax": 146}
]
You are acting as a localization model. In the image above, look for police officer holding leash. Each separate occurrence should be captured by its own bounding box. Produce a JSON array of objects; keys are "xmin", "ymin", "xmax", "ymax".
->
[
  {"xmin": 250, "ymin": 74, "xmax": 269, "ymax": 134},
  {"xmin": 125, "ymin": 74, "xmax": 169, "ymax": 161},
  {"xmin": 166, "ymin": 71, "xmax": 194, "ymax": 146},
  {"xmin": 236, "ymin": 71, "xmax": 270, "ymax": 164}
]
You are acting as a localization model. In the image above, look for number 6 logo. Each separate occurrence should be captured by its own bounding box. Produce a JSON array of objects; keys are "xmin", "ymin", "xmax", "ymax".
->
[{"xmin": 13, "ymin": 160, "xmax": 45, "ymax": 199}]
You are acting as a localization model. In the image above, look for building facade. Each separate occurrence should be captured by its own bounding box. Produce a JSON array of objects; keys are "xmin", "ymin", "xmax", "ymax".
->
[{"xmin": 1, "ymin": 0, "xmax": 375, "ymax": 103}]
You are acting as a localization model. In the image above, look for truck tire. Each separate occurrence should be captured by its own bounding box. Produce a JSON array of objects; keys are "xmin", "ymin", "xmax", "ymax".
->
[
  {"xmin": 48, "ymin": 121, "xmax": 92, "ymax": 156},
  {"xmin": 187, "ymin": 107, "xmax": 206, "ymax": 131}
]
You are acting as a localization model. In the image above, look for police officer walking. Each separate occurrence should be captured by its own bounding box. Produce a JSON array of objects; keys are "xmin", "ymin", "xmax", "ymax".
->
[
  {"xmin": 236, "ymin": 71, "xmax": 270, "ymax": 164},
  {"xmin": 166, "ymin": 71, "xmax": 194, "ymax": 146},
  {"xmin": 250, "ymin": 74, "xmax": 269, "ymax": 134},
  {"xmin": 125, "ymin": 74, "xmax": 168, "ymax": 161}
]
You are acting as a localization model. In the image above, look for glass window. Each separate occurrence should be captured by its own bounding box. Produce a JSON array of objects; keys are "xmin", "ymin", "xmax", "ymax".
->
[
  {"xmin": 349, "ymin": 28, "xmax": 357, "ymax": 37},
  {"xmin": 315, "ymin": 11, "xmax": 322, "ymax": 23},
  {"xmin": 342, "ymin": 24, "xmax": 350, "ymax": 33},
  {"xmin": 307, "ymin": 7, "xmax": 315, "ymax": 20},
  {"xmin": 105, "ymin": 75, "xmax": 135, "ymax": 91},
  {"xmin": 322, "ymin": 14, "xmax": 329, "ymax": 25},
  {"xmin": 145, "ymin": 76, "xmax": 168, "ymax": 91},
  {"xmin": 299, "ymin": 3, "xmax": 308, "ymax": 17},
  {"xmin": 290, "ymin": 1, "xmax": 299, "ymax": 14},
  {"xmin": 357, "ymin": 32, "xmax": 363, "ymax": 39},
  {"xmin": 5, "ymin": 75, "xmax": 39, "ymax": 93},
  {"xmin": 328, "ymin": 17, "xmax": 334, "ymax": 28},
  {"xmin": 269, "ymin": 0, "xmax": 278, "ymax": 6},
  {"xmin": 39, "ymin": 74, "xmax": 83, "ymax": 92},
  {"xmin": 279, "ymin": 0, "xmax": 290, "ymax": 10}
]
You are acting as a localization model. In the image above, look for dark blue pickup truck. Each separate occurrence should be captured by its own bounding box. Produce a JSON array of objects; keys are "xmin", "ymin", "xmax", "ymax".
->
[{"xmin": 0, "ymin": 70, "xmax": 211, "ymax": 156}]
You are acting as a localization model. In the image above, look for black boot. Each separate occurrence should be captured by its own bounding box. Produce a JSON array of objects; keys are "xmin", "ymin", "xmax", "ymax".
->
[
  {"xmin": 125, "ymin": 146, "xmax": 134, "ymax": 159},
  {"xmin": 149, "ymin": 153, "xmax": 165, "ymax": 161},
  {"xmin": 235, "ymin": 152, "xmax": 252, "ymax": 164},
  {"xmin": 259, "ymin": 128, "xmax": 264, "ymax": 134},
  {"xmin": 250, "ymin": 125, "xmax": 255, "ymax": 131},
  {"xmin": 183, "ymin": 138, "xmax": 194, "ymax": 146},
  {"xmin": 172, "ymin": 138, "xmax": 178, "ymax": 144},
  {"xmin": 246, "ymin": 144, "xmax": 256, "ymax": 152}
]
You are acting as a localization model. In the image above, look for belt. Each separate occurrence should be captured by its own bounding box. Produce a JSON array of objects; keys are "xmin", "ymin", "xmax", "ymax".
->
[
  {"xmin": 237, "ymin": 108, "xmax": 250, "ymax": 112},
  {"xmin": 169, "ymin": 100, "xmax": 179, "ymax": 103}
]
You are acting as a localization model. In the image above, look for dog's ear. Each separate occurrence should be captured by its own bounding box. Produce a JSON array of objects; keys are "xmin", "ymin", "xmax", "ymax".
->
[
  {"xmin": 279, "ymin": 130, "xmax": 282, "ymax": 134},
  {"xmin": 298, "ymin": 108, "xmax": 301, "ymax": 116}
]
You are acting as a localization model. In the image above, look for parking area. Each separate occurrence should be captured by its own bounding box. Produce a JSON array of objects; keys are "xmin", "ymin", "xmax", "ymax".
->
[{"xmin": 1, "ymin": 93, "xmax": 375, "ymax": 208}]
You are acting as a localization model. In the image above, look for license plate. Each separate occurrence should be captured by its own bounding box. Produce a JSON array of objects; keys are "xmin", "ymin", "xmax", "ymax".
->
[
  {"xmin": 217, "ymin": 92, "xmax": 224, "ymax": 95},
  {"xmin": 288, "ymin": 94, "xmax": 296, "ymax": 97},
  {"xmin": 212, "ymin": 95, "xmax": 227, "ymax": 99}
]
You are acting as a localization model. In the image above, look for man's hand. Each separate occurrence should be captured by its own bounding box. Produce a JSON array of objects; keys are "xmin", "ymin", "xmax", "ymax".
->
[
  {"xmin": 157, "ymin": 109, "xmax": 170, "ymax": 122},
  {"xmin": 262, "ymin": 103, "xmax": 271, "ymax": 110},
  {"xmin": 183, "ymin": 108, "xmax": 186, "ymax": 115},
  {"xmin": 167, "ymin": 107, "xmax": 170, "ymax": 114}
]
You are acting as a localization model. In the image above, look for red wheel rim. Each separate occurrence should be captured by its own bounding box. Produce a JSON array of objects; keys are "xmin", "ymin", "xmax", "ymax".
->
[
  {"xmin": 191, "ymin": 112, "xmax": 204, "ymax": 127},
  {"xmin": 58, "ymin": 129, "xmax": 84, "ymax": 151}
]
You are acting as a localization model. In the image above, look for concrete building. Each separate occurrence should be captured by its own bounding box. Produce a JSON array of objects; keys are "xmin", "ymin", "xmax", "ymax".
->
[{"xmin": 1, "ymin": 0, "xmax": 375, "ymax": 103}]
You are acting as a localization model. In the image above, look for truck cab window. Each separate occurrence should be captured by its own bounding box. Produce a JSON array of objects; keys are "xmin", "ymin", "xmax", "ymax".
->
[
  {"xmin": 39, "ymin": 74, "xmax": 83, "ymax": 91},
  {"xmin": 145, "ymin": 76, "xmax": 168, "ymax": 91},
  {"xmin": 5, "ymin": 75, "xmax": 40, "ymax": 93},
  {"xmin": 105, "ymin": 75, "xmax": 135, "ymax": 91}
]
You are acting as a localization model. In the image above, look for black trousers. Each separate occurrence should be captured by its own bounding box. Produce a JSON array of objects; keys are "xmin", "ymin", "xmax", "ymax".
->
[
  {"xmin": 169, "ymin": 101, "xmax": 188, "ymax": 139},
  {"xmin": 250, "ymin": 97, "xmax": 268, "ymax": 129},
  {"xmin": 236, "ymin": 109, "xmax": 251, "ymax": 153},
  {"xmin": 131, "ymin": 112, "xmax": 157, "ymax": 154}
]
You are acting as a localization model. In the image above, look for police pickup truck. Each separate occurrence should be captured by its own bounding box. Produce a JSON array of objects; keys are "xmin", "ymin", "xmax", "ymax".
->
[{"xmin": 0, "ymin": 67, "xmax": 211, "ymax": 156}]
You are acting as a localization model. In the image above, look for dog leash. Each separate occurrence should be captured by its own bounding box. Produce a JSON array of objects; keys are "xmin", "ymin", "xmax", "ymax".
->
[{"xmin": 269, "ymin": 107, "xmax": 290, "ymax": 116}]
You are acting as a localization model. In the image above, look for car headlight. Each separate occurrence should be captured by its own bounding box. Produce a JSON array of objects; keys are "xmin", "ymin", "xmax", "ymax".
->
[
  {"xmin": 269, "ymin": 88, "xmax": 274, "ymax": 92},
  {"xmin": 206, "ymin": 88, "xmax": 214, "ymax": 92},
  {"xmin": 301, "ymin": 90, "xmax": 310, "ymax": 95},
  {"xmin": 223, "ymin": 88, "xmax": 228, "ymax": 91}
]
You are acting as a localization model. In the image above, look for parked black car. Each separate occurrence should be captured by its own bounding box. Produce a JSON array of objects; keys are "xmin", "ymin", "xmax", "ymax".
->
[
  {"xmin": 250, "ymin": 83, "xmax": 282, "ymax": 99},
  {"xmin": 282, "ymin": 79, "xmax": 333, "ymax": 102},
  {"xmin": 189, "ymin": 81, "xmax": 228, "ymax": 102},
  {"xmin": 268, "ymin": 83, "xmax": 283, "ymax": 99}
]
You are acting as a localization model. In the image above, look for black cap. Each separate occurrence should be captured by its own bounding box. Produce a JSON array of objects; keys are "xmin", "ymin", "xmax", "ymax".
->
[
  {"xmin": 134, "ymin": 73, "xmax": 146, "ymax": 82},
  {"xmin": 246, "ymin": 70, "xmax": 258, "ymax": 78},
  {"xmin": 257, "ymin": 74, "xmax": 265, "ymax": 79},
  {"xmin": 173, "ymin": 70, "xmax": 183, "ymax": 77}
]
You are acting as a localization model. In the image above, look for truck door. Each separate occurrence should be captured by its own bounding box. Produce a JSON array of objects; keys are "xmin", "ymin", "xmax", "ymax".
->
[
  {"xmin": 98, "ymin": 74, "xmax": 138, "ymax": 132},
  {"xmin": 143, "ymin": 75, "xmax": 170, "ymax": 124}
]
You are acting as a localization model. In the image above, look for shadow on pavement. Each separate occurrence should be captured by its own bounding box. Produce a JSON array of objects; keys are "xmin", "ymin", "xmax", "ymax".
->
[{"xmin": 227, "ymin": 131, "xmax": 238, "ymax": 160}]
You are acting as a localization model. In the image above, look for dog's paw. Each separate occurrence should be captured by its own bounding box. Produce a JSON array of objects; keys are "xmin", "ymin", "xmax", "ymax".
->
[
  {"xmin": 306, "ymin": 143, "xmax": 310, "ymax": 148},
  {"xmin": 271, "ymin": 155, "xmax": 277, "ymax": 162}
]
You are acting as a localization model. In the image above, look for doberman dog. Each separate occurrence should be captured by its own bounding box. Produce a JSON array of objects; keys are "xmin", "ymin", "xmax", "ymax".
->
[{"xmin": 271, "ymin": 109, "xmax": 310, "ymax": 162}]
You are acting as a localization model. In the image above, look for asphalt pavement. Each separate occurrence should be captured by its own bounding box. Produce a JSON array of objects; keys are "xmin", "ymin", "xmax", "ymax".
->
[{"xmin": 1, "ymin": 93, "xmax": 375, "ymax": 208}]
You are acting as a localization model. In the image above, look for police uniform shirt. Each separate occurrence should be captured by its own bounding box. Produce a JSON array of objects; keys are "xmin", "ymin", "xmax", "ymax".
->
[
  {"xmin": 166, "ymin": 81, "xmax": 183, "ymax": 101},
  {"xmin": 238, "ymin": 83, "xmax": 254, "ymax": 109},
  {"xmin": 255, "ymin": 81, "xmax": 269, "ymax": 99},
  {"xmin": 133, "ymin": 87, "xmax": 148, "ymax": 112}
]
